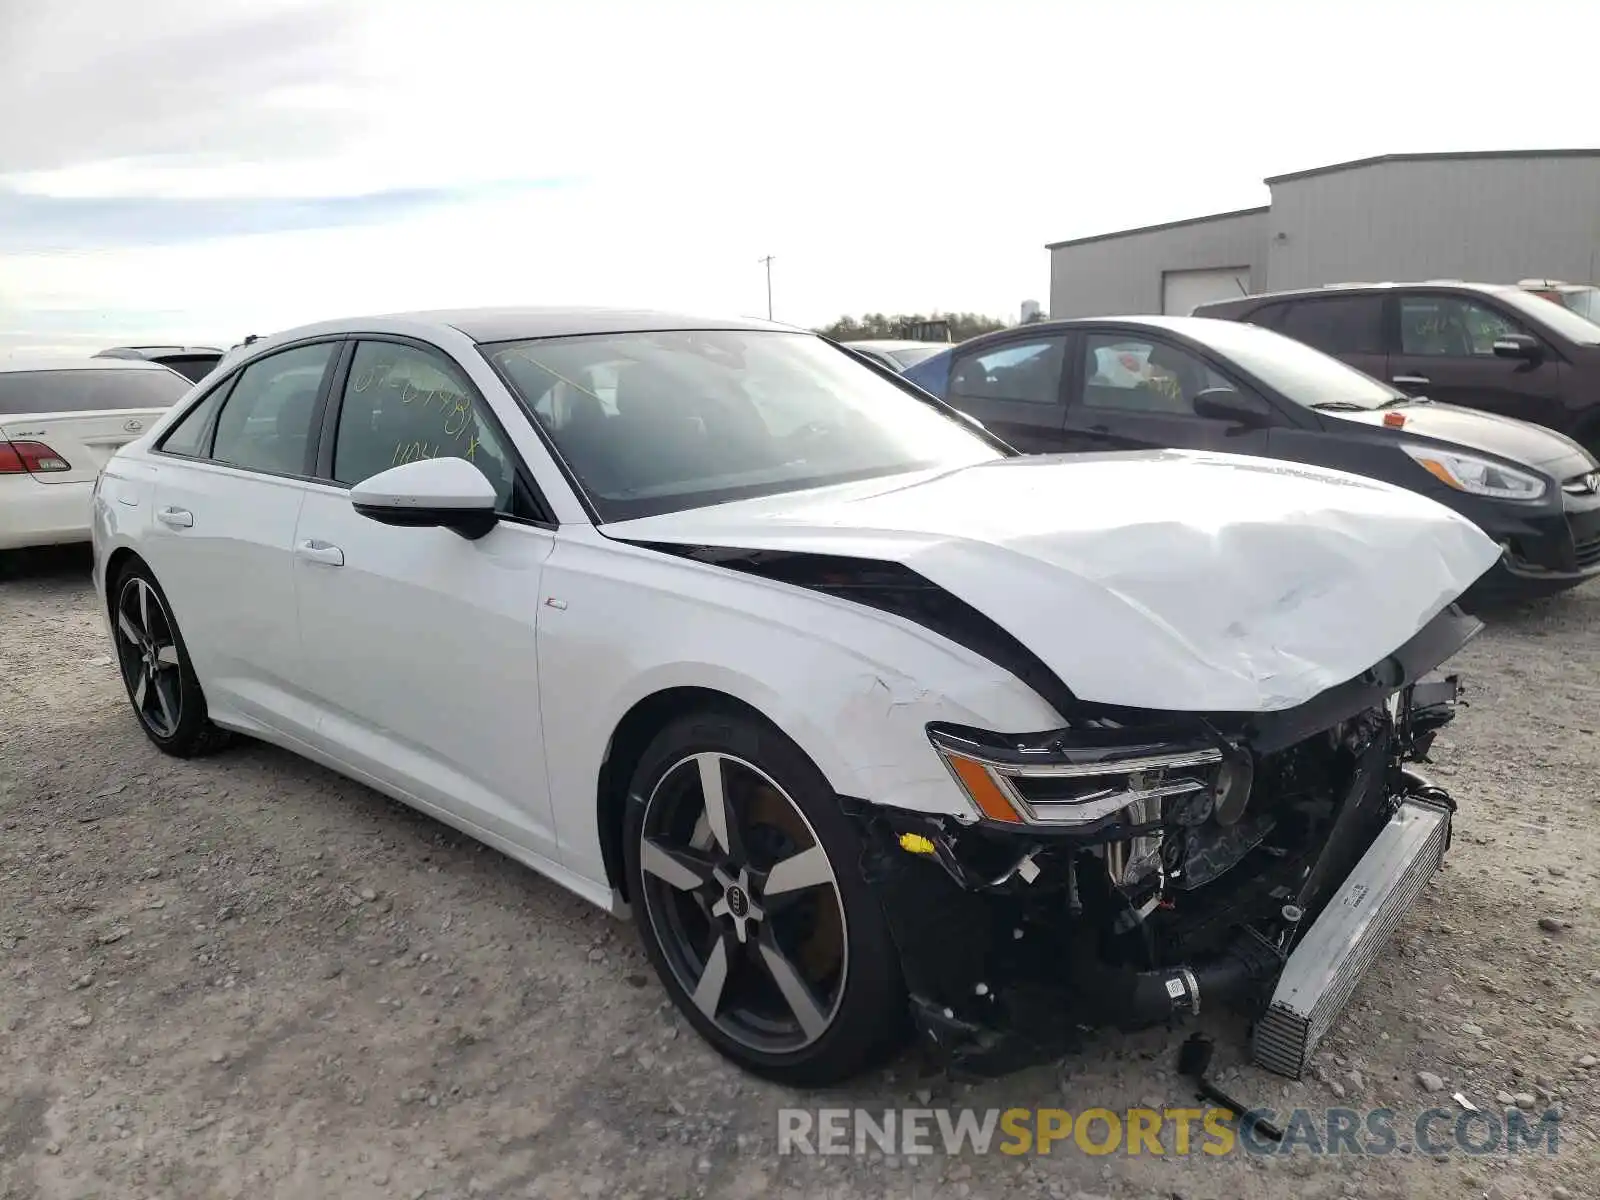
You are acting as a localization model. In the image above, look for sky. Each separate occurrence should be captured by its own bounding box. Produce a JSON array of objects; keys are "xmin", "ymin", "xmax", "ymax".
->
[{"xmin": 2, "ymin": 0, "xmax": 1598, "ymax": 355}]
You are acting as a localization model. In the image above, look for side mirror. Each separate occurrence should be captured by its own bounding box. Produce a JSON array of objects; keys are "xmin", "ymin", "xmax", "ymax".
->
[
  {"xmin": 1492, "ymin": 333, "xmax": 1541, "ymax": 361},
  {"xmin": 1192, "ymin": 386, "xmax": 1274, "ymax": 428},
  {"xmin": 350, "ymin": 457, "xmax": 499, "ymax": 540}
]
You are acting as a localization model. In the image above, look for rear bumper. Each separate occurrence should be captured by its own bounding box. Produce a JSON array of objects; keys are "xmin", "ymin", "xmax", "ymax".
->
[{"xmin": 0, "ymin": 477, "xmax": 93, "ymax": 550}]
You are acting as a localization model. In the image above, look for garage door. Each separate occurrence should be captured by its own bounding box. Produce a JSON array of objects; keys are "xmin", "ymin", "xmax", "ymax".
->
[{"xmin": 1162, "ymin": 267, "xmax": 1251, "ymax": 315}]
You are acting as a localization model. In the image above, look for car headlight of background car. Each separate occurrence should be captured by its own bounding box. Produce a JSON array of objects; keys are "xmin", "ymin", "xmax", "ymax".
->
[{"xmin": 1402, "ymin": 444, "xmax": 1548, "ymax": 501}]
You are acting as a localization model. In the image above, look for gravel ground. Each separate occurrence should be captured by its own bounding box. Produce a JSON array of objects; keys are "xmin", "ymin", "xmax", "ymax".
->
[{"xmin": 2, "ymin": 546, "xmax": 1598, "ymax": 1200}]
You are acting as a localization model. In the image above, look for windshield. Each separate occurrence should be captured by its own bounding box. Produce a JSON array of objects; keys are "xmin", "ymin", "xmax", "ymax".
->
[
  {"xmin": 484, "ymin": 329, "xmax": 1002, "ymax": 521},
  {"xmin": 1191, "ymin": 319, "xmax": 1404, "ymax": 410},
  {"xmin": 1499, "ymin": 288, "xmax": 1600, "ymax": 344},
  {"xmin": 0, "ymin": 367, "xmax": 191, "ymax": 416},
  {"xmin": 888, "ymin": 345, "xmax": 948, "ymax": 369},
  {"xmin": 1555, "ymin": 287, "xmax": 1600, "ymax": 328}
]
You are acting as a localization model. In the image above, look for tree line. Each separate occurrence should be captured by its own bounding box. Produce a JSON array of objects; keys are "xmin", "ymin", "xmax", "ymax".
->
[{"xmin": 815, "ymin": 312, "xmax": 1027, "ymax": 343}]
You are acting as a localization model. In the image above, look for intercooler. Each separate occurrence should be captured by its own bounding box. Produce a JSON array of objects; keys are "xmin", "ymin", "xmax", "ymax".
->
[{"xmin": 1251, "ymin": 796, "xmax": 1452, "ymax": 1079}]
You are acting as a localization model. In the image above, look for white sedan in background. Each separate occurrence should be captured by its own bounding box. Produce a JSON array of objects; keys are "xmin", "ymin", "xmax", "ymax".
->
[
  {"xmin": 0, "ymin": 358, "xmax": 191, "ymax": 553},
  {"xmin": 93, "ymin": 308, "xmax": 1498, "ymax": 1085}
]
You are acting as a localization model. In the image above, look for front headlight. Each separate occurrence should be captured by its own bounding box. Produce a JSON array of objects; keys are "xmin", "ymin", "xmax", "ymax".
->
[
  {"xmin": 928, "ymin": 722, "xmax": 1234, "ymax": 828},
  {"xmin": 1402, "ymin": 445, "xmax": 1547, "ymax": 501}
]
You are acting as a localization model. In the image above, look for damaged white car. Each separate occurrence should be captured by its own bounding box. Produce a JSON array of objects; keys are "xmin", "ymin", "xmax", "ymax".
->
[{"xmin": 91, "ymin": 310, "xmax": 1501, "ymax": 1086}]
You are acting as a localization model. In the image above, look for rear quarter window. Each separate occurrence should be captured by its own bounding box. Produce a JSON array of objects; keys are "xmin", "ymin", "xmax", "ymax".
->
[{"xmin": 0, "ymin": 369, "xmax": 191, "ymax": 416}]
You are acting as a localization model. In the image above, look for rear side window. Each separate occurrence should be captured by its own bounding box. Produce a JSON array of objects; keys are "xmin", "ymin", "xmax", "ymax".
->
[
  {"xmin": 948, "ymin": 337, "xmax": 1066, "ymax": 406},
  {"xmin": 210, "ymin": 343, "xmax": 337, "ymax": 476},
  {"xmin": 159, "ymin": 380, "xmax": 234, "ymax": 457},
  {"xmin": 157, "ymin": 355, "xmax": 222, "ymax": 383},
  {"xmin": 1278, "ymin": 296, "xmax": 1385, "ymax": 355},
  {"xmin": 1244, "ymin": 302, "xmax": 1289, "ymax": 329},
  {"xmin": 0, "ymin": 368, "xmax": 191, "ymax": 416}
]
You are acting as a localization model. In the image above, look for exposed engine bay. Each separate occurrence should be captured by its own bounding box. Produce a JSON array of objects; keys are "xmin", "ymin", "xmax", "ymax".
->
[{"xmin": 848, "ymin": 609, "xmax": 1474, "ymax": 1079}]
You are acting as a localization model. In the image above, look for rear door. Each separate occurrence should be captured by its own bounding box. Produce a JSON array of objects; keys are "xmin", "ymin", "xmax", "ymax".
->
[
  {"xmin": 943, "ymin": 333, "xmax": 1069, "ymax": 451},
  {"xmin": 141, "ymin": 340, "xmax": 343, "ymax": 738},
  {"xmin": 1062, "ymin": 329, "xmax": 1280, "ymax": 456},
  {"xmin": 1388, "ymin": 292, "xmax": 1567, "ymax": 430},
  {"xmin": 0, "ymin": 367, "xmax": 192, "ymax": 484}
]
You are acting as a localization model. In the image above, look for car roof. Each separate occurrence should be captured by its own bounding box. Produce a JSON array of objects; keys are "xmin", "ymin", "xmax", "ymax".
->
[
  {"xmin": 0, "ymin": 356, "xmax": 183, "ymax": 375},
  {"xmin": 961, "ymin": 315, "xmax": 1270, "ymax": 340},
  {"xmin": 1196, "ymin": 280, "xmax": 1517, "ymax": 308},
  {"xmin": 98, "ymin": 345, "xmax": 224, "ymax": 355},
  {"xmin": 844, "ymin": 339, "xmax": 947, "ymax": 351},
  {"xmin": 242, "ymin": 307, "xmax": 797, "ymax": 352}
]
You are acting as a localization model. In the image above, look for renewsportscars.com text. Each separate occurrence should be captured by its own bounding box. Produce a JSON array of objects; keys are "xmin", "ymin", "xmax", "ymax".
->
[{"xmin": 777, "ymin": 1105, "xmax": 1562, "ymax": 1158}]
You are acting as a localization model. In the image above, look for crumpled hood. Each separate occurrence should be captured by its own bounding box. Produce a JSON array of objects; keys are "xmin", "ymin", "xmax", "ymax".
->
[{"xmin": 603, "ymin": 450, "xmax": 1501, "ymax": 713}]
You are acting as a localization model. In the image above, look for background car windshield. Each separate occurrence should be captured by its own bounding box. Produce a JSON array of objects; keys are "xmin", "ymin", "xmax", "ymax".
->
[
  {"xmin": 1192, "ymin": 320, "xmax": 1402, "ymax": 409},
  {"xmin": 485, "ymin": 329, "xmax": 1001, "ymax": 520},
  {"xmin": 0, "ymin": 368, "xmax": 190, "ymax": 416},
  {"xmin": 1547, "ymin": 287, "xmax": 1600, "ymax": 329},
  {"xmin": 1499, "ymin": 288, "xmax": 1600, "ymax": 343},
  {"xmin": 887, "ymin": 345, "xmax": 948, "ymax": 368}
]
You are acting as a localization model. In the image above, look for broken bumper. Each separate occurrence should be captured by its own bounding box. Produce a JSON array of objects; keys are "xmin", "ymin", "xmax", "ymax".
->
[{"xmin": 846, "ymin": 608, "xmax": 1477, "ymax": 1078}]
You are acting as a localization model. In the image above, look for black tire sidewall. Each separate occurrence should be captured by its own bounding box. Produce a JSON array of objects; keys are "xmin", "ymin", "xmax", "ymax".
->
[
  {"xmin": 623, "ymin": 707, "xmax": 906, "ymax": 1087},
  {"xmin": 112, "ymin": 560, "xmax": 220, "ymax": 756}
]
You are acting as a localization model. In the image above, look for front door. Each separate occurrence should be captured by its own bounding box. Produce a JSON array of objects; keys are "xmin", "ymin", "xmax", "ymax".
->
[
  {"xmin": 290, "ymin": 336, "xmax": 562, "ymax": 861},
  {"xmin": 943, "ymin": 334, "xmax": 1069, "ymax": 452},
  {"xmin": 1389, "ymin": 293, "xmax": 1567, "ymax": 432},
  {"xmin": 140, "ymin": 340, "xmax": 342, "ymax": 737},
  {"xmin": 1062, "ymin": 330, "xmax": 1278, "ymax": 456}
]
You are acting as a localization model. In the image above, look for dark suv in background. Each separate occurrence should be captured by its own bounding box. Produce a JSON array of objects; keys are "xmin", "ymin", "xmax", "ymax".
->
[
  {"xmin": 94, "ymin": 345, "xmax": 223, "ymax": 383},
  {"xmin": 1193, "ymin": 282, "xmax": 1600, "ymax": 457}
]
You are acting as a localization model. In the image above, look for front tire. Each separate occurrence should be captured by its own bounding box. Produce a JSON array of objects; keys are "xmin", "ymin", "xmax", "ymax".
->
[
  {"xmin": 111, "ymin": 560, "xmax": 233, "ymax": 758},
  {"xmin": 623, "ymin": 708, "xmax": 907, "ymax": 1086}
]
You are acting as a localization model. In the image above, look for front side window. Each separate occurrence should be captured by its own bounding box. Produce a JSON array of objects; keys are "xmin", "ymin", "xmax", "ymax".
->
[
  {"xmin": 209, "ymin": 343, "xmax": 336, "ymax": 476},
  {"xmin": 332, "ymin": 340, "xmax": 521, "ymax": 514},
  {"xmin": 948, "ymin": 337, "xmax": 1065, "ymax": 406},
  {"xmin": 485, "ymin": 329, "xmax": 1001, "ymax": 521},
  {"xmin": 0, "ymin": 367, "xmax": 191, "ymax": 416},
  {"xmin": 1278, "ymin": 296, "xmax": 1385, "ymax": 356},
  {"xmin": 1398, "ymin": 296, "xmax": 1521, "ymax": 357},
  {"xmin": 1079, "ymin": 334, "xmax": 1236, "ymax": 415}
]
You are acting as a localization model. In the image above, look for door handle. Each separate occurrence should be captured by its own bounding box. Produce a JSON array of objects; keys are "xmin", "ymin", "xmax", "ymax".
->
[
  {"xmin": 156, "ymin": 506, "xmax": 193, "ymax": 529},
  {"xmin": 295, "ymin": 539, "xmax": 345, "ymax": 567},
  {"xmin": 1392, "ymin": 375, "xmax": 1430, "ymax": 388}
]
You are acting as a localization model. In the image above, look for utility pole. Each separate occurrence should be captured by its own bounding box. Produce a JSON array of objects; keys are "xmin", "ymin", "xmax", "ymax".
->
[{"xmin": 757, "ymin": 255, "xmax": 775, "ymax": 319}]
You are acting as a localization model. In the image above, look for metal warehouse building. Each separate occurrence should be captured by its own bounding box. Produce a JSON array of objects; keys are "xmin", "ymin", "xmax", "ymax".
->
[{"xmin": 1047, "ymin": 149, "xmax": 1600, "ymax": 318}]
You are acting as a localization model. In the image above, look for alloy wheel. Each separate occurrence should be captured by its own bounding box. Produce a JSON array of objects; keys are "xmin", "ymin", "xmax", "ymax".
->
[
  {"xmin": 638, "ymin": 752, "xmax": 848, "ymax": 1054},
  {"xmin": 113, "ymin": 576, "xmax": 184, "ymax": 739}
]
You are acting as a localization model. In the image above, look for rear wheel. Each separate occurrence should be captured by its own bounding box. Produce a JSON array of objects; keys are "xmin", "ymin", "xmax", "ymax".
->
[
  {"xmin": 111, "ymin": 561, "xmax": 233, "ymax": 757},
  {"xmin": 624, "ymin": 709, "xmax": 906, "ymax": 1086}
]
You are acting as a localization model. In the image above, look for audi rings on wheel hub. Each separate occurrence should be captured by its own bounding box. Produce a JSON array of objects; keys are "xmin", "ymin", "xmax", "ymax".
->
[
  {"xmin": 637, "ymin": 752, "xmax": 847, "ymax": 1054},
  {"xmin": 113, "ymin": 577, "xmax": 183, "ymax": 739}
]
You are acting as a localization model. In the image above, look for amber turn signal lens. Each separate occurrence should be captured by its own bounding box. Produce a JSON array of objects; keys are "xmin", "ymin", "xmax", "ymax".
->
[{"xmin": 945, "ymin": 754, "xmax": 1023, "ymax": 824}]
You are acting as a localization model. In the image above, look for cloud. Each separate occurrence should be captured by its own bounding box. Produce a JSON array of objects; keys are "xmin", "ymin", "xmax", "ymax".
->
[
  {"xmin": 0, "ymin": 0, "xmax": 356, "ymax": 175},
  {"xmin": 4, "ymin": 0, "xmax": 1600, "ymax": 355},
  {"xmin": 0, "ymin": 179, "xmax": 575, "ymax": 251}
]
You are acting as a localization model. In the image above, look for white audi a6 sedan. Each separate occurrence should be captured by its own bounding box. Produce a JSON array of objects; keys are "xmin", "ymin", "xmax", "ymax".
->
[{"xmin": 94, "ymin": 308, "xmax": 1500, "ymax": 1085}]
